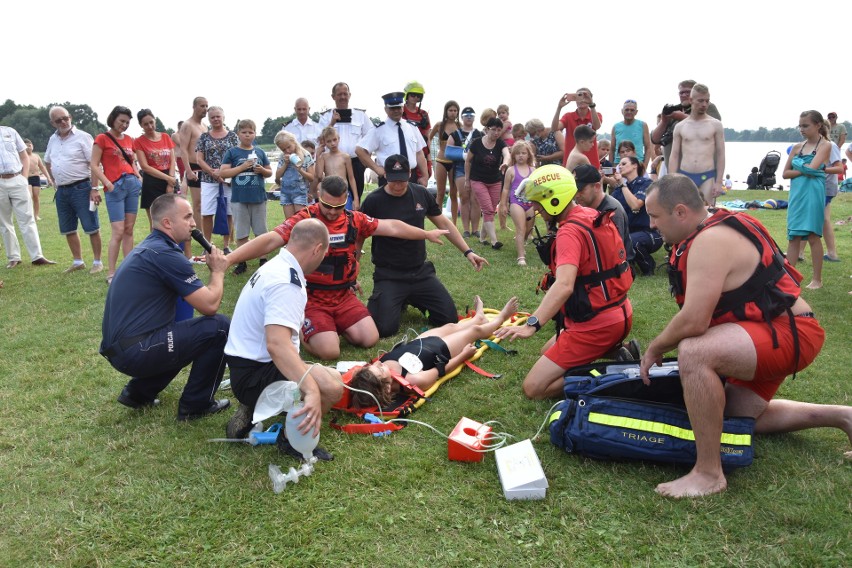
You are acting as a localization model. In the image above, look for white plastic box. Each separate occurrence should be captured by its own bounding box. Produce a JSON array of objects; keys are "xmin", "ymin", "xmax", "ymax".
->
[{"xmin": 494, "ymin": 439, "xmax": 548, "ymax": 500}]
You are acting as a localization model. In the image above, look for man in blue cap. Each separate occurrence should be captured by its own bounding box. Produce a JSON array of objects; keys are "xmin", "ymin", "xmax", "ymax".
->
[{"xmin": 356, "ymin": 92, "xmax": 429, "ymax": 187}]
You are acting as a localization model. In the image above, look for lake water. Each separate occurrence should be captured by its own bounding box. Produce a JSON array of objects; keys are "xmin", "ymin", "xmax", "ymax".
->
[{"xmin": 719, "ymin": 141, "xmax": 797, "ymax": 191}]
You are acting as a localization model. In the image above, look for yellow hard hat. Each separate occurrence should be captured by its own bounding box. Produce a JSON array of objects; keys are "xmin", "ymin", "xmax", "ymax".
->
[
  {"xmin": 404, "ymin": 81, "xmax": 425, "ymax": 100},
  {"xmin": 516, "ymin": 165, "xmax": 578, "ymax": 216}
]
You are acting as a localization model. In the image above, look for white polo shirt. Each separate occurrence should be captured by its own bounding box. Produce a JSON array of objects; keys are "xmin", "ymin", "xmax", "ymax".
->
[
  {"xmin": 224, "ymin": 249, "xmax": 307, "ymax": 363},
  {"xmin": 44, "ymin": 127, "xmax": 94, "ymax": 186}
]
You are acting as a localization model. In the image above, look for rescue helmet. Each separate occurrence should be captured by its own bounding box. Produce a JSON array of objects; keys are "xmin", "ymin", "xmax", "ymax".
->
[
  {"xmin": 516, "ymin": 165, "xmax": 578, "ymax": 216},
  {"xmin": 404, "ymin": 81, "xmax": 425, "ymax": 101}
]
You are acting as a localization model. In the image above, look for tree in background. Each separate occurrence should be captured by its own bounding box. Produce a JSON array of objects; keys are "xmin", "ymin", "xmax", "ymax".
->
[{"xmin": 0, "ymin": 100, "xmax": 107, "ymax": 149}]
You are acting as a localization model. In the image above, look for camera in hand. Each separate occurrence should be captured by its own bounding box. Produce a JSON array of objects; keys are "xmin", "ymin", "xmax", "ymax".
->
[
  {"xmin": 336, "ymin": 108, "xmax": 352, "ymax": 123},
  {"xmin": 662, "ymin": 103, "xmax": 684, "ymax": 116}
]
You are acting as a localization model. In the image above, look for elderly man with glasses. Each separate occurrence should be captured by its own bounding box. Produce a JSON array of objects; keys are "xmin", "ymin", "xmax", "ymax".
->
[
  {"xmin": 225, "ymin": 175, "xmax": 448, "ymax": 360},
  {"xmin": 44, "ymin": 106, "xmax": 104, "ymax": 274}
]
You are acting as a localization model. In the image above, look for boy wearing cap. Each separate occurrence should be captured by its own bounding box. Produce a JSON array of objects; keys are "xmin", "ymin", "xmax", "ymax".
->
[
  {"xmin": 360, "ymin": 154, "xmax": 488, "ymax": 338},
  {"xmin": 356, "ymin": 92, "xmax": 428, "ymax": 187},
  {"xmin": 495, "ymin": 165, "xmax": 633, "ymax": 399}
]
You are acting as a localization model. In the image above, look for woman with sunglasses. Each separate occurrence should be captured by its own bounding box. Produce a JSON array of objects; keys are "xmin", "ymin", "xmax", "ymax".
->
[
  {"xmin": 91, "ymin": 105, "xmax": 143, "ymax": 284},
  {"xmin": 610, "ymin": 100, "xmax": 652, "ymax": 170},
  {"xmin": 612, "ymin": 156, "xmax": 662, "ymax": 276}
]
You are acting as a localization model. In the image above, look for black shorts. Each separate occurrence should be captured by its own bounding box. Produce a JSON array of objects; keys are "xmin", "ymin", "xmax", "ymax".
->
[
  {"xmin": 187, "ymin": 162, "xmax": 202, "ymax": 189},
  {"xmin": 140, "ymin": 171, "xmax": 170, "ymax": 209},
  {"xmin": 28, "ymin": 175, "xmax": 41, "ymax": 187},
  {"xmin": 226, "ymin": 355, "xmax": 292, "ymax": 409}
]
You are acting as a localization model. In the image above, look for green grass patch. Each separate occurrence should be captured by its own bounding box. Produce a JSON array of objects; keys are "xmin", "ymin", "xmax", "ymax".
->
[{"xmin": 0, "ymin": 190, "xmax": 849, "ymax": 566}]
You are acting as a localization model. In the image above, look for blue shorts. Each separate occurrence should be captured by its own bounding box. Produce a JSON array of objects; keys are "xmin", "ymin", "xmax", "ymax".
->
[
  {"xmin": 279, "ymin": 183, "xmax": 308, "ymax": 206},
  {"xmin": 104, "ymin": 173, "xmax": 141, "ymax": 222},
  {"xmin": 56, "ymin": 179, "xmax": 100, "ymax": 235},
  {"xmin": 825, "ymin": 195, "xmax": 834, "ymax": 206},
  {"xmin": 453, "ymin": 162, "xmax": 465, "ymax": 179}
]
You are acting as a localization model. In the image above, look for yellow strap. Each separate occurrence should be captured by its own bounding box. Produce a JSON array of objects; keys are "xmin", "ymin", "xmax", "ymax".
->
[
  {"xmin": 588, "ymin": 412, "xmax": 752, "ymax": 446},
  {"xmin": 548, "ymin": 410, "xmax": 562, "ymax": 425}
]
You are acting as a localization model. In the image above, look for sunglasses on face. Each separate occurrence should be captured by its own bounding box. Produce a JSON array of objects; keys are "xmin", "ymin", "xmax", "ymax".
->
[{"xmin": 318, "ymin": 196, "xmax": 346, "ymax": 210}]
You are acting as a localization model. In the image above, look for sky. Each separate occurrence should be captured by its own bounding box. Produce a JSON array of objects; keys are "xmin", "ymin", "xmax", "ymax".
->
[{"xmin": 4, "ymin": 0, "xmax": 844, "ymax": 139}]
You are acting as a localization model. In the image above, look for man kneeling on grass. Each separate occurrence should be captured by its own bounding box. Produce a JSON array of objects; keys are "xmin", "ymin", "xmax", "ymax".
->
[
  {"xmin": 224, "ymin": 218, "xmax": 343, "ymax": 461},
  {"xmin": 100, "ymin": 194, "xmax": 230, "ymax": 420},
  {"xmin": 640, "ymin": 174, "xmax": 852, "ymax": 498}
]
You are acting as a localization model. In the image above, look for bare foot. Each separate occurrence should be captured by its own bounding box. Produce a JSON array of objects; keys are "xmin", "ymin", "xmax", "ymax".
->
[
  {"xmin": 498, "ymin": 297, "xmax": 519, "ymax": 324},
  {"xmin": 805, "ymin": 281, "xmax": 822, "ymax": 290},
  {"xmin": 655, "ymin": 470, "xmax": 727, "ymax": 498},
  {"xmin": 845, "ymin": 451, "xmax": 852, "ymax": 461},
  {"xmin": 472, "ymin": 295, "xmax": 484, "ymax": 317}
]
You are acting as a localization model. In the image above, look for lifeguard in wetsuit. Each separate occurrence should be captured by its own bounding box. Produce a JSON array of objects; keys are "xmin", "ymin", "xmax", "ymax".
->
[
  {"xmin": 640, "ymin": 174, "xmax": 852, "ymax": 499},
  {"xmin": 224, "ymin": 175, "xmax": 449, "ymax": 360}
]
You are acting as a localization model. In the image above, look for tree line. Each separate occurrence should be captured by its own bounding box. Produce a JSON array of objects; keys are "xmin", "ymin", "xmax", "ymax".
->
[
  {"xmin": 0, "ymin": 100, "xmax": 170, "ymax": 150},
  {"xmin": 723, "ymin": 123, "xmax": 850, "ymax": 143}
]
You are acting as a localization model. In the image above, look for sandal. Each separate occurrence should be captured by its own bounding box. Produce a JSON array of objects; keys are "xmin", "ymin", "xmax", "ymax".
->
[
  {"xmin": 517, "ymin": 257, "xmax": 526, "ymax": 266},
  {"xmin": 106, "ymin": 275, "xmax": 114, "ymax": 286}
]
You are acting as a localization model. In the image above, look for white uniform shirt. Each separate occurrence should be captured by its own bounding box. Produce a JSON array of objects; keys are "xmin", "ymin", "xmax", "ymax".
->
[
  {"xmin": 224, "ymin": 249, "xmax": 306, "ymax": 363},
  {"xmin": 318, "ymin": 108, "xmax": 374, "ymax": 157},
  {"xmin": 282, "ymin": 118, "xmax": 322, "ymax": 145},
  {"xmin": 0, "ymin": 126, "xmax": 25, "ymax": 174},
  {"xmin": 356, "ymin": 118, "xmax": 426, "ymax": 167},
  {"xmin": 44, "ymin": 127, "xmax": 95, "ymax": 186}
]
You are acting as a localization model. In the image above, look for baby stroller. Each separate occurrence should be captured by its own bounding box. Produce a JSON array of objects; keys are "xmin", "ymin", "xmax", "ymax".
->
[{"xmin": 757, "ymin": 150, "xmax": 781, "ymax": 189}]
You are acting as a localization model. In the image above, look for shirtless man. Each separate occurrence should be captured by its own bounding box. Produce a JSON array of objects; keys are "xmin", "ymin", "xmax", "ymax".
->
[
  {"xmin": 24, "ymin": 139, "xmax": 52, "ymax": 221},
  {"xmin": 314, "ymin": 126, "xmax": 357, "ymax": 208},
  {"xmin": 641, "ymin": 174, "xmax": 851, "ymax": 498},
  {"xmin": 564, "ymin": 125, "xmax": 595, "ymax": 173},
  {"xmin": 179, "ymin": 97, "xmax": 208, "ymax": 228},
  {"xmin": 668, "ymin": 84, "xmax": 725, "ymax": 206}
]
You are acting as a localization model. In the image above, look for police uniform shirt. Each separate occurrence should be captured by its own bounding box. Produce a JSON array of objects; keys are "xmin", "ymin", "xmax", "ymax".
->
[
  {"xmin": 318, "ymin": 108, "xmax": 375, "ymax": 157},
  {"xmin": 282, "ymin": 118, "xmax": 322, "ymax": 145},
  {"xmin": 356, "ymin": 118, "xmax": 426, "ymax": 168},
  {"xmin": 224, "ymin": 249, "xmax": 307, "ymax": 363},
  {"xmin": 0, "ymin": 126, "xmax": 25, "ymax": 174},
  {"xmin": 101, "ymin": 230, "xmax": 204, "ymax": 349}
]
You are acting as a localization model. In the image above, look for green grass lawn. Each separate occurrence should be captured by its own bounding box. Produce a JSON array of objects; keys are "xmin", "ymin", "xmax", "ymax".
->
[{"xmin": 1, "ymin": 189, "xmax": 849, "ymax": 566}]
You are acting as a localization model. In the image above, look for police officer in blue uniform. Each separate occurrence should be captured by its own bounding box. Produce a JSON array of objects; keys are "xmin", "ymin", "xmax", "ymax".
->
[{"xmin": 100, "ymin": 194, "xmax": 231, "ymax": 420}]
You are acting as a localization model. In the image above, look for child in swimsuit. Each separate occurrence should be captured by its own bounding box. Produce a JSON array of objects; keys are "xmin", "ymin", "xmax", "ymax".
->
[{"xmin": 502, "ymin": 141, "xmax": 536, "ymax": 266}]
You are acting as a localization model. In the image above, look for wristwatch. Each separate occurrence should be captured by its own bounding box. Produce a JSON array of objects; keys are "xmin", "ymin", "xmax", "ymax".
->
[{"xmin": 526, "ymin": 315, "xmax": 541, "ymax": 332}]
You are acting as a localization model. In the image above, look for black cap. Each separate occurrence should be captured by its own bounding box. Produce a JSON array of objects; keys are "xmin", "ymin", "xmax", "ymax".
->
[
  {"xmin": 382, "ymin": 92, "xmax": 405, "ymax": 107},
  {"xmin": 572, "ymin": 164, "xmax": 601, "ymax": 188},
  {"xmin": 384, "ymin": 154, "xmax": 410, "ymax": 181},
  {"xmin": 461, "ymin": 107, "xmax": 475, "ymax": 116}
]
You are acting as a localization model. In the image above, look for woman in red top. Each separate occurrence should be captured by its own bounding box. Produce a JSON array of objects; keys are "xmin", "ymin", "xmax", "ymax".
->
[
  {"xmin": 91, "ymin": 105, "xmax": 142, "ymax": 283},
  {"xmin": 133, "ymin": 109, "xmax": 176, "ymax": 231}
]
